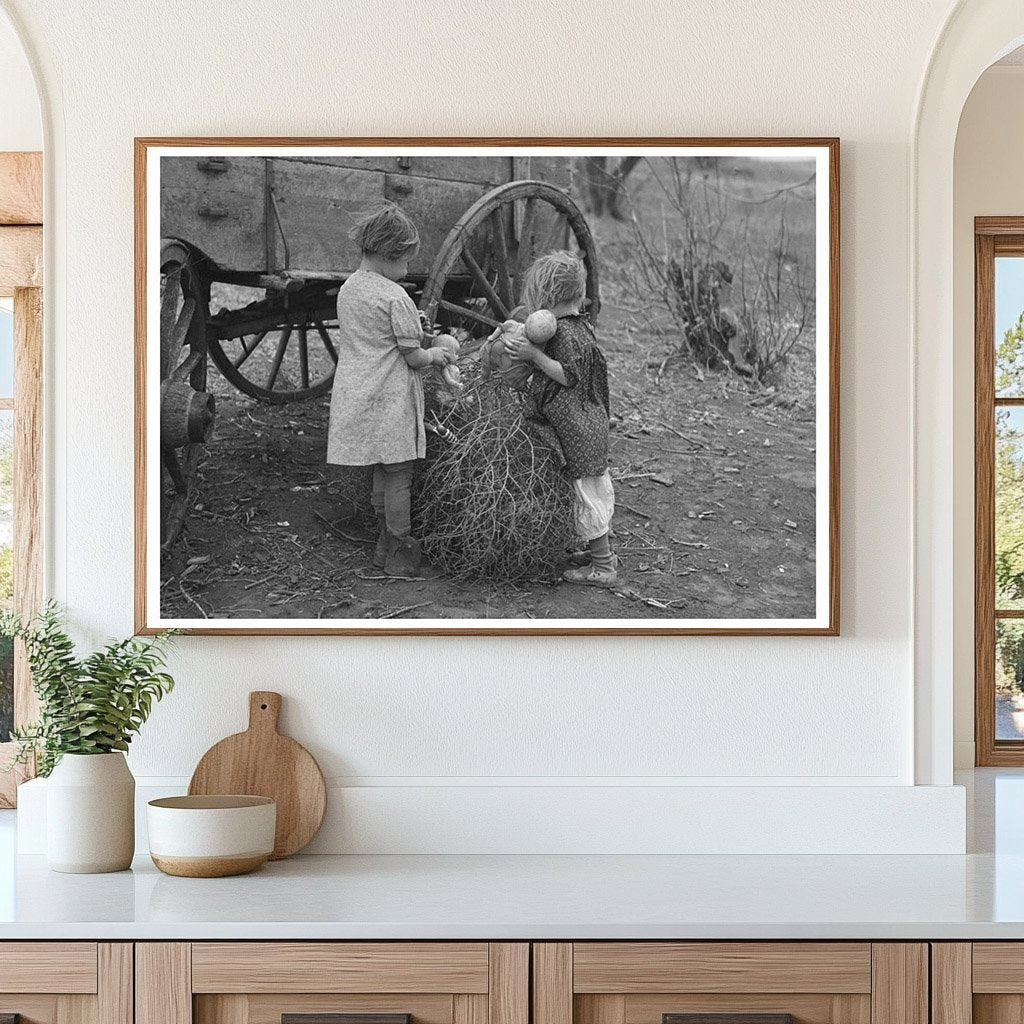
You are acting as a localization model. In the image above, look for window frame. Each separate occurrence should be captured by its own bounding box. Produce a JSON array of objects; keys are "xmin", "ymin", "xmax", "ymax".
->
[
  {"xmin": 0, "ymin": 152, "xmax": 43, "ymax": 807},
  {"xmin": 975, "ymin": 217, "xmax": 1024, "ymax": 765}
]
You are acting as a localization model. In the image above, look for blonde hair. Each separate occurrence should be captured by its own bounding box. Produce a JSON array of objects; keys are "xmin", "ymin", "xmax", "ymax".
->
[
  {"xmin": 349, "ymin": 203, "xmax": 420, "ymax": 261},
  {"xmin": 522, "ymin": 250, "xmax": 587, "ymax": 313}
]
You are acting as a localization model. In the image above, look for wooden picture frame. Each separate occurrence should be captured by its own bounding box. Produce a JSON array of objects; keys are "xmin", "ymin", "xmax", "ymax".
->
[{"xmin": 135, "ymin": 137, "xmax": 840, "ymax": 636}]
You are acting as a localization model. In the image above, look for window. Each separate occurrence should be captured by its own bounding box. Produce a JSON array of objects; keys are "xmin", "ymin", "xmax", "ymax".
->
[
  {"xmin": 0, "ymin": 148, "xmax": 43, "ymax": 805},
  {"xmin": 976, "ymin": 219, "xmax": 1024, "ymax": 764}
]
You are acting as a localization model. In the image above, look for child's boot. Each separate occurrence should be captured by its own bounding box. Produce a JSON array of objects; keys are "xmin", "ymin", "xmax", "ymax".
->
[
  {"xmin": 384, "ymin": 535, "xmax": 424, "ymax": 578},
  {"xmin": 385, "ymin": 534, "xmax": 441, "ymax": 580}
]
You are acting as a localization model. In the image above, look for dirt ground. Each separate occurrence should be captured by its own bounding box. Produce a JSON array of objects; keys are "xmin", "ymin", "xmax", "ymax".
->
[{"xmin": 160, "ymin": 160, "xmax": 819, "ymax": 622}]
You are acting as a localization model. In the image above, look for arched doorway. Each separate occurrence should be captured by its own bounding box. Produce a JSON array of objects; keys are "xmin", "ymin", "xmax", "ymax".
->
[{"xmin": 913, "ymin": 1, "xmax": 1024, "ymax": 785}]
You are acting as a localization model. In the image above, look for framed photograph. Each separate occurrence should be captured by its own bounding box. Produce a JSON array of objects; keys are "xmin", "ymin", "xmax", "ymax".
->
[{"xmin": 135, "ymin": 137, "xmax": 838, "ymax": 635}]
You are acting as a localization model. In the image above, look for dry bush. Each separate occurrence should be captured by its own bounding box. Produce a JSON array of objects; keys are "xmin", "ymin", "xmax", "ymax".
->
[
  {"xmin": 627, "ymin": 158, "xmax": 815, "ymax": 387},
  {"xmin": 417, "ymin": 374, "xmax": 574, "ymax": 582}
]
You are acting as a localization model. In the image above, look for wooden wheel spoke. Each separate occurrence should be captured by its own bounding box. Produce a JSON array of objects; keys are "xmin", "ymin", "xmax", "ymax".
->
[
  {"xmin": 159, "ymin": 267, "xmax": 181, "ymax": 333},
  {"xmin": 489, "ymin": 210, "xmax": 514, "ymax": 310},
  {"xmin": 545, "ymin": 213, "xmax": 569, "ymax": 251},
  {"xmin": 162, "ymin": 447, "xmax": 186, "ymax": 491},
  {"xmin": 314, "ymin": 321, "xmax": 338, "ymax": 363},
  {"xmin": 265, "ymin": 327, "xmax": 292, "ymax": 391},
  {"xmin": 170, "ymin": 347, "xmax": 203, "ymax": 383},
  {"xmin": 515, "ymin": 196, "xmax": 538, "ymax": 295},
  {"xmin": 438, "ymin": 298, "xmax": 500, "ymax": 331},
  {"xmin": 298, "ymin": 326, "xmax": 310, "ymax": 390},
  {"xmin": 461, "ymin": 246, "xmax": 510, "ymax": 321},
  {"xmin": 168, "ymin": 296, "xmax": 196, "ymax": 360},
  {"xmin": 233, "ymin": 330, "xmax": 268, "ymax": 370}
]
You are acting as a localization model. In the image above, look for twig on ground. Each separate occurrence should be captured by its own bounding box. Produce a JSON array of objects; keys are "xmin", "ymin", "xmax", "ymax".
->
[
  {"xmin": 657, "ymin": 422, "xmax": 706, "ymax": 446},
  {"xmin": 314, "ymin": 511, "xmax": 372, "ymax": 545},
  {"xmin": 243, "ymin": 574, "xmax": 277, "ymax": 591},
  {"xmin": 379, "ymin": 602, "xmax": 431, "ymax": 620},
  {"xmin": 624, "ymin": 437, "xmax": 726, "ymax": 457},
  {"xmin": 178, "ymin": 583, "xmax": 209, "ymax": 619},
  {"xmin": 618, "ymin": 502, "xmax": 653, "ymax": 519},
  {"xmin": 354, "ymin": 570, "xmax": 430, "ymax": 582}
]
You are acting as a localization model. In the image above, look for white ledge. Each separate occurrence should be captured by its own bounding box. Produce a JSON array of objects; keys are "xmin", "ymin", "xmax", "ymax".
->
[{"xmin": 1, "ymin": 850, "xmax": 1023, "ymax": 940}]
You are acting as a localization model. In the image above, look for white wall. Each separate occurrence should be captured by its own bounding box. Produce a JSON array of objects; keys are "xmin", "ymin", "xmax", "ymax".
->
[
  {"xmin": 952, "ymin": 65, "xmax": 1024, "ymax": 767},
  {"xmin": 0, "ymin": 8, "xmax": 39, "ymax": 152},
  {"xmin": 0, "ymin": 0, "xmax": 974, "ymax": 852}
]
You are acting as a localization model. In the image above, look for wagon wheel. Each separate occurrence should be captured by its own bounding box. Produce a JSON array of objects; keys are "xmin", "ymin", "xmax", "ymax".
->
[
  {"xmin": 207, "ymin": 293, "xmax": 339, "ymax": 405},
  {"xmin": 419, "ymin": 180, "xmax": 600, "ymax": 340},
  {"xmin": 159, "ymin": 240, "xmax": 214, "ymax": 550}
]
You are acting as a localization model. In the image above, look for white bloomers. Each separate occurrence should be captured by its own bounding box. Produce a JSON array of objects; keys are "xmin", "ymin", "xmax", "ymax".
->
[{"xmin": 571, "ymin": 469, "xmax": 615, "ymax": 541}]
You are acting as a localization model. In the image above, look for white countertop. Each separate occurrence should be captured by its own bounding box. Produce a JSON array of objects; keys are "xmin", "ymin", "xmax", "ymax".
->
[
  {"xmin": 1, "ymin": 849, "xmax": 1023, "ymax": 940},
  {"xmin": 2, "ymin": 769, "xmax": 1022, "ymax": 941}
]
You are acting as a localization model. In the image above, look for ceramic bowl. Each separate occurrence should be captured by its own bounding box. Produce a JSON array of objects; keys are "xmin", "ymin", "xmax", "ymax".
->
[{"xmin": 147, "ymin": 795, "xmax": 276, "ymax": 877}]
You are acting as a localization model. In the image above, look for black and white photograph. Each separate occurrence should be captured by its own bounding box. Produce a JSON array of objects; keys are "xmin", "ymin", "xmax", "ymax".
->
[{"xmin": 138, "ymin": 141, "xmax": 838, "ymax": 634}]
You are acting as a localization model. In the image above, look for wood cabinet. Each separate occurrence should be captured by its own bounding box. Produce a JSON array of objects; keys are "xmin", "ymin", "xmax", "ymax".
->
[
  {"xmin": 0, "ymin": 938, "xmax": 957, "ymax": 1024},
  {"xmin": 931, "ymin": 943, "xmax": 1024, "ymax": 1024},
  {"xmin": 0, "ymin": 943, "xmax": 132, "ymax": 1024},
  {"xmin": 532, "ymin": 944, "xmax": 928, "ymax": 1024},
  {"xmin": 136, "ymin": 944, "xmax": 527, "ymax": 1024}
]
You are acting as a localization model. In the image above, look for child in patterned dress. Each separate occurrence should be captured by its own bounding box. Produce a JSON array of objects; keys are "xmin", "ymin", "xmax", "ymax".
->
[
  {"xmin": 504, "ymin": 251, "xmax": 618, "ymax": 587},
  {"xmin": 326, "ymin": 204, "xmax": 453, "ymax": 577}
]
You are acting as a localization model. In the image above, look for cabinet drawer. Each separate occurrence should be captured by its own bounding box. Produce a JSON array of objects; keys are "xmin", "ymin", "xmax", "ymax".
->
[
  {"xmin": 0, "ymin": 943, "xmax": 130, "ymax": 1024},
  {"xmin": 936, "ymin": 943, "xmax": 1024, "ymax": 1024},
  {"xmin": 139, "ymin": 943, "xmax": 528, "ymax": 1024},
  {"xmin": 191, "ymin": 943, "xmax": 490, "ymax": 993},
  {"xmin": 572, "ymin": 944, "xmax": 872, "ymax": 994},
  {"xmin": 533, "ymin": 944, "xmax": 925, "ymax": 1024},
  {"xmin": 0, "ymin": 942, "xmax": 98, "ymax": 993}
]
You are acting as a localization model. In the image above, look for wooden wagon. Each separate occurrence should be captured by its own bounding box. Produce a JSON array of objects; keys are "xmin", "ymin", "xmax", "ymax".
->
[{"xmin": 158, "ymin": 152, "xmax": 600, "ymax": 546}]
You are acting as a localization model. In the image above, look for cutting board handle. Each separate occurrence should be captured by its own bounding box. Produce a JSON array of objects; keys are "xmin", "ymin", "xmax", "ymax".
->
[{"xmin": 248, "ymin": 691, "xmax": 282, "ymax": 734}]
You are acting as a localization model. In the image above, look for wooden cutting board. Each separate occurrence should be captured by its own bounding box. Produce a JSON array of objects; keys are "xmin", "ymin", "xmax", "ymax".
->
[{"xmin": 188, "ymin": 691, "xmax": 326, "ymax": 859}]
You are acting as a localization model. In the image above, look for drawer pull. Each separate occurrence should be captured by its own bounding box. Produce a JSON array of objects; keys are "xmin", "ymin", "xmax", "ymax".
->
[
  {"xmin": 198, "ymin": 205, "xmax": 229, "ymax": 219},
  {"xmin": 390, "ymin": 180, "xmax": 414, "ymax": 195},
  {"xmin": 283, "ymin": 1016, "xmax": 411, "ymax": 1024},
  {"xmin": 664, "ymin": 1017, "xmax": 795, "ymax": 1024}
]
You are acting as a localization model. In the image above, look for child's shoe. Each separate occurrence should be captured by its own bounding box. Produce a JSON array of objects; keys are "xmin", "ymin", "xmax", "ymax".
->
[
  {"xmin": 384, "ymin": 535, "xmax": 440, "ymax": 579},
  {"xmin": 384, "ymin": 535, "xmax": 421, "ymax": 577},
  {"xmin": 562, "ymin": 561, "xmax": 619, "ymax": 588}
]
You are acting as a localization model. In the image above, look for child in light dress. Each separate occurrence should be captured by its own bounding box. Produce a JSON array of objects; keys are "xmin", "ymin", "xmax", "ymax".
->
[
  {"xmin": 504, "ymin": 252, "xmax": 618, "ymax": 587},
  {"xmin": 326, "ymin": 204, "xmax": 452, "ymax": 577}
]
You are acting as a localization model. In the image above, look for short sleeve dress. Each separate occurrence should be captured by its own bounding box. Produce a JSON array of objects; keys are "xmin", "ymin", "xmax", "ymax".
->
[
  {"xmin": 526, "ymin": 315, "xmax": 610, "ymax": 479},
  {"xmin": 327, "ymin": 269, "xmax": 425, "ymax": 466}
]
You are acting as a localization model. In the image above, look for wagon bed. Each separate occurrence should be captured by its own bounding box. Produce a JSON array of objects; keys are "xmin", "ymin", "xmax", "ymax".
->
[{"xmin": 158, "ymin": 151, "xmax": 599, "ymax": 547}]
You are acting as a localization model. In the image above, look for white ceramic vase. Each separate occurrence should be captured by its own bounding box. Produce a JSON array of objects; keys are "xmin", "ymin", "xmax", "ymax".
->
[{"xmin": 46, "ymin": 752, "xmax": 135, "ymax": 873}]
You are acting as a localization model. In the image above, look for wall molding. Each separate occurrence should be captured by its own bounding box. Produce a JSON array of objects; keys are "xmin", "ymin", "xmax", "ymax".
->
[
  {"xmin": 17, "ymin": 778, "xmax": 967, "ymax": 855},
  {"xmin": 954, "ymin": 741, "xmax": 976, "ymax": 770}
]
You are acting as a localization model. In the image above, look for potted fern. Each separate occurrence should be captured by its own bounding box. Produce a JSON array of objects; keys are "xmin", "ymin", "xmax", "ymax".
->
[{"xmin": 2, "ymin": 604, "xmax": 177, "ymax": 873}]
